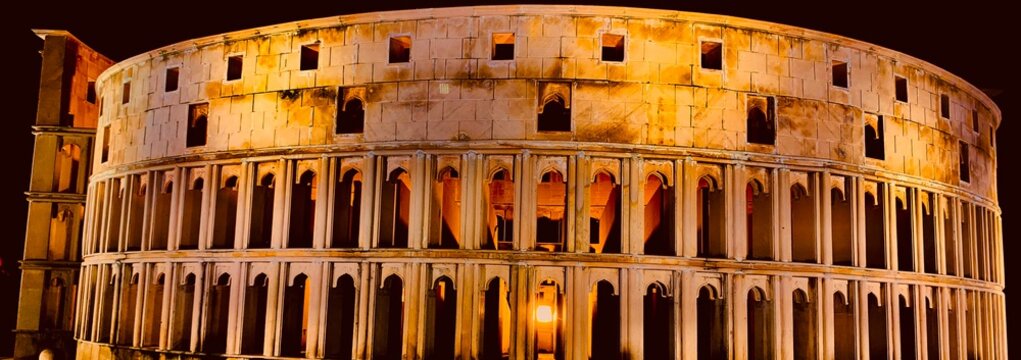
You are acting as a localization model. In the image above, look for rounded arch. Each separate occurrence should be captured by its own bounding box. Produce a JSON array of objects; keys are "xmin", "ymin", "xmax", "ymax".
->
[
  {"xmin": 216, "ymin": 273, "xmax": 231, "ymax": 286},
  {"xmin": 162, "ymin": 181, "xmax": 174, "ymax": 194},
  {"xmin": 592, "ymin": 279, "xmax": 618, "ymax": 295},
  {"xmin": 646, "ymin": 282, "xmax": 668, "ymax": 296},
  {"xmin": 290, "ymin": 273, "xmax": 309, "ymax": 287},
  {"xmin": 540, "ymin": 93, "xmax": 565, "ymax": 109},
  {"xmin": 297, "ymin": 170, "xmax": 317, "ymax": 185},
  {"xmin": 539, "ymin": 169, "xmax": 565, "ymax": 183},
  {"xmin": 437, "ymin": 166, "xmax": 459, "ymax": 180},
  {"xmin": 698, "ymin": 284, "xmax": 721, "ymax": 300},
  {"xmin": 382, "ymin": 274, "xmax": 404, "ymax": 291},
  {"xmin": 747, "ymin": 286, "xmax": 768, "ymax": 302},
  {"xmin": 335, "ymin": 273, "xmax": 355, "ymax": 288},
  {"xmin": 433, "ymin": 275, "xmax": 455, "ymax": 289},
  {"xmin": 488, "ymin": 167, "xmax": 511, "ymax": 182},
  {"xmin": 833, "ymin": 290, "xmax": 849, "ymax": 305},
  {"xmin": 260, "ymin": 173, "xmax": 275, "ymax": 187},
  {"xmin": 342, "ymin": 97, "xmax": 364, "ymax": 112},
  {"xmin": 864, "ymin": 191, "xmax": 879, "ymax": 206},
  {"xmin": 340, "ymin": 168, "xmax": 362, "ymax": 183},
  {"xmin": 792, "ymin": 288, "xmax": 810, "ymax": 304},
  {"xmin": 130, "ymin": 273, "xmax": 140, "ymax": 285},
  {"xmin": 191, "ymin": 177, "xmax": 205, "ymax": 190},
  {"xmin": 250, "ymin": 273, "xmax": 269, "ymax": 287},
  {"xmin": 154, "ymin": 273, "xmax": 166, "ymax": 285},
  {"xmin": 698, "ymin": 175, "xmax": 720, "ymax": 192},
  {"xmin": 591, "ymin": 170, "xmax": 616, "ymax": 184},
  {"xmin": 646, "ymin": 172, "xmax": 668, "ymax": 188},
  {"xmin": 864, "ymin": 123, "xmax": 879, "ymax": 139},
  {"xmin": 831, "ymin": 187, "xmax": 846, "ymax": 201},
  {"xmin": 182, "ymin": 273, "xmax": 197, "ymax": 286},
  {"xmin": 791, "ymin": 183, "xmax": 809, "ymax": 199},
  {"xmin": 387, "ymin": 167, "xmax": 409, "ymax": 182},
  {"xmin": 484, "ymin": 276, "xmax": 508, "ymax": 291},
  {"xmin": 747, "ymin": 179, "xmax": 767, "ymax": 195},
  {"xmin": 223, "ymin": 175, "xmax": 239, "ymax": 189}
]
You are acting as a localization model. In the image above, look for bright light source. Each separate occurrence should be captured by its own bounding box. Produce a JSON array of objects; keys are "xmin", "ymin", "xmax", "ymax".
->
[{"xmin": 536, "ymin": 305, "xmax": 554, "ymax": 323}]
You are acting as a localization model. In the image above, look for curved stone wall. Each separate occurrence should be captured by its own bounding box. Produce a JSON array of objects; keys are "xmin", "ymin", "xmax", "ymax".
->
[{"xmin": 76, "ymin": 5, "xmax": 1004, "ymax": 360}]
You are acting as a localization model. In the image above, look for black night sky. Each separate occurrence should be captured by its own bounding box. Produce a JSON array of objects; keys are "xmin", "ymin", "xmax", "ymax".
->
[{"xmin": 2, "ymin": 0, "xmax": 1017, "ymax": 355}]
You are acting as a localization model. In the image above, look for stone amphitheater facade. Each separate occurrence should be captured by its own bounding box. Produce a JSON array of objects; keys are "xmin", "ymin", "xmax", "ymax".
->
[{"xmin": 67, "ymin": 5, "xmax": 1003, "ymax": 360}]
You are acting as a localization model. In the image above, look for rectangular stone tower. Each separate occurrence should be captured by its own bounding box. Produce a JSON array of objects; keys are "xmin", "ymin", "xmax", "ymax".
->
[{"xmin": 15, "ymin": 30, "xmax": 111, "ymax": 359}]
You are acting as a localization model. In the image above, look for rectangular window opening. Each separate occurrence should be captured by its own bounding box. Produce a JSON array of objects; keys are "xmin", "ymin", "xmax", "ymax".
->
[
  {"xmin": 701, "ymin": 41, "xmax": 723, "ymax": 70},
  {"xmin": 101, "ymin": 125, "xmax": 110, "ymax": 163},
  {"xmin": 959, "ymin": 141, "xmax": 970, "ymax": 182},
  {"xmin": 832, "ymin": 61, "xmax": 848, "ymax": 88},
  {"xmin": 492, "ymin": 33, "xmax": 515, "ymax": 60},
  {"xmin": 300, "ymin": 44, "xmax": 320, "ymax": 71},
  {"xmin": 121, "ymin": 82, "xmax": 131, "ymax": 104},
  {"xmin": 746, "ymin": 95, "xmax": 776, "ymax": 145},
  {"xmin": 865, "ymin": 115, "xmax": 885, "ymax": 160},
  {"xmin": 86, "ymin": 81, "xmax": 97, "ymax": 104},
  {"xmin": 389, "ymin": 36, "xmax": 411, "ymax": 63},
  {"xmin": 940, "ymin": 94, "xmax": 950, "ymax": 119},
  {"xmin": 226, "ymin": 55, "xmax": 243, "ymax": 81},
  {"xmin": 165, "ymin": 67, "xmax": 180, "ymax": 92},
  {"xmin": 186, "ymin": 103, "xmax": 209, "ymax": 148},
  {"xmin": 972, "ymin": 110, "xmax": 979, "ymax": 132},
  {"xmin": 895, "ymin": 76, "xmax": 908, "ymax": 102},
  {"xmin": 601, "ymin": 34, "xmax": 625, "ymax": 62}
]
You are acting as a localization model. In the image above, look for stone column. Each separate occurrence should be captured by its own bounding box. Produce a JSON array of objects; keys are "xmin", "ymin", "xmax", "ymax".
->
[
  {"xmin": 272, "ymin": 159, "xmax": 290, "ymax": 249},
  {"xmin": 680, "ymin": 159, "xmax": 697, "ymax": 258},
  {"xmin": 360, "ymin": 154, "xmax": 377, "ymax": 249},
  {"xmin": 778, "ymin": 169, "xmax": 792, "ymax": 262},
  {"xmin": 313, "ymin": 157, "xmax": 330, "ymax": 249},
  {"xmin": 731, "ymin": 163, "xmax": 747, "ymax": 260},
  {"xmin": 235, "ymin": 162, "xmax": 253, "ymax": 250},
  {"xmin": 198, "ymin": 165, "xmax": 213, "ymax": 250},
  {"xmin": 574, "ymin": 153, "xmax": 589, "ymax": 254},
  {"xmin": 263, "ymin": 263, "xmax": 281, "ymax": 356}
]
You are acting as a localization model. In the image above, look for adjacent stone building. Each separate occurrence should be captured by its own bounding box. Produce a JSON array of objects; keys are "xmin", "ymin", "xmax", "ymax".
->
[{"xmin": 21, "ymin": 5, "xmax": 1006, "ymax": 360}]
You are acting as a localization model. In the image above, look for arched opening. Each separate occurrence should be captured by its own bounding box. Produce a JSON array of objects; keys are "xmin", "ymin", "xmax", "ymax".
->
[
  {"xmin": 831, "ymin": 188, "xmax": 853, "ymax": 266},
  {"xmin": 746, "ymin": 180, "xmax": 773, "ymax": 260},
  {"xmin": 943, "ymin": 206, "xmax": 957, "ymax": 276},
  {"xmin": 536, "ymin": 170, "xmax": 567, "ymax": 252},
  {"xmin": 961, "ymin": 204, "xmax": 974, "ymax": 278},
  {"xmin": 643, "ymin": 283, "xmax": 673, "ymax": 358},
  {"xmin": 186, "ymin": 105, "xmax": 208, "ymax": 147},
  {"xmin": 172, "ymin": 273, "xmax": 196, "ymax": 351},
  {"xmin": 590, "ymin": 281, "xmax": 620, "ymax": 360},
  {"xmin": 324, "ymin": 275, "xmax": 357, "ymax": 359},
  {"xmin": 867, "ymin": 293, "xmax": 888, "ymax": 360},
  {"xmin": 947, "ymin": 293, "xmax": 959, "ymax": 360},
  {"xmin": 126, "ymin": 181, "xmax": 146, "ymax": 251},
  {"xmin": 42, "ymin": 277, "xmax": 69, "ymax": 330},
  {"xmin": 241, "ymin": 274, "xmax": 269, "ymax": 355},
  {"xmin": 746, "ymin": 287, "xmax": 772, "ymax": 360},
  {"xmin": 116, "ymin": 274, "xmax": 138, "ymax": 344},
  {"xmin": 379, "ymin": 169, "xmax": 411, "ymax": 248},
  {"xmin": 833, "ymin": 292, "xmax": 855, "ymax": 360},
  {"xmin": 204, "ymin": 274, "xmax": 231, "ymax": 354},
  {"xmin": 534, "ymin": 279, "xmax": 564, "ymax": 360},
  {"xmin": 288, "ymin": 170, "xmax": 317, "ymax": 248},
  {"xmin": 697, "ymin": 286, "xmax": 726, "ymax": 359},
  {"xmin": 249, "ymin": 174, "xmax": 276, "ymax": 249},
  {"xmin": 588, "ymin": 172, "xmax": 621, "ymax": 254},
  {"xmin": 865, "ymin": 190, "xmax": 887, "ymax": 269},
  {"xmin": 82, "ymin": 272, "xmax": 96, "ymax": 339},
  {"xmin": 899, "ymin": 295, "xmax": 916, "ymax": 360},
  {"xmin": 791, "ymin": 183, "xmax": 817, "ymax": 263},
  {"xmin": 332, "ymin": 169, "xmax": 362, "ymax": 248},
  {"xmin": 98, "ymin": 273, "xmax": 116, "ymax": 343},
  {"xmin": 51, "ymin": 207, "xmax": 78, "ymax": 260},
  {"xmin": 792, "ymin": 289, "xmax": 816, "ymax": 360},
  {"xmin": 142, "ymin": 273, "xmax": 165, "ymax": 348},
  {"xmin": 643, "ymin": 174, "xmax": 674, "ymax": 256},
  {"xmin": 425, "ymin": 276, "xmax": 457, "ymax": 359},
  {"xmin": 697, "ymin": 177, "xmax": 726, "ymax": 258},
  {"xmin": 925, "ymin": 297, "xmax": 939, "ymax": 360},
  {"xmin": 180, "ymin": 179, "xmax": 203, "ymax": 250},
  {"xmin": 55, "ymin": 144, "xmax": 81, "ymax": 193},
  {"xmin": 537, "ymin": 95, "xmax": 570, "ymax": 132},
  {"xmin": 281, "ymin": 273, "xmax": 311, "ymax": 357},
  {"xmin": 151, "ymin": 182, "xmax": 173, "ymax": 250},
  {"xmin": 921, "ymin": 196, "xmax": 937, "ymax": 274},
  {"xmin": 896, "ymin": 197, "xmax": 914, "ymax": 272},
  {"xmin": 481, "ymin": 278, "xmax": 511, "ymax": 360},
  {"xmin": 373, "ymin": 275, "xmax": 405, "ymax": 360},
  {"xmin": 485, "ymin": 169, "xmax": 514, "ymax": 250},
  {"xmin": 336, "ymin": 98, "xmax": 365, "ymax": 134},
  {"xmin": 746, "ymin": 96, "xmax": 775, "ymax": 145},
  {"xmin": 106, "ymin": 181, "xmax": 123, "ymax": 253},
  {"xmin": 865, "ymin": 122, "xmax": 885, "ymax": 160},
  {"xmin": 429, "ymin": 167, "xmax": 462, "ymax": 249},
  {"xmin": 212, "ymin": 176, "xmax": 239, "ymax": 249},
  {"xmin": 89, "ymin": 183, "xmax": 107, "ymax": 255},
  {"xmin": 965, "ymin": 292, "xmax": 976, "ymax": 359}
]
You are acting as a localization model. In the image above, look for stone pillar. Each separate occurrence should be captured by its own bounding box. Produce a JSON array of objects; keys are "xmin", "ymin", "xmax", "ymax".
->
[
  {"xmin": 574, "ymin": 153, "xmax": 589, "ymax": 254},
  {"xmin": 272, "ymin": 159, "xmax": 290, "ymax": 249},
  {"xmin": 263, "ymin": 263, "xmax": 281, "ymax": 356},
  {"xmin": 732, "ymin": 163, "xmax": 748, "ymax": 260},
  {"xmin": 304, "ymin": 261, "xmax": 325, "ymax": 357},
  {"xmin": 360, "ymin": 154, "xmax": 376, "ymax": 249},
  {"xmin": 680, "ymin": 159, "xmax": 697, "ymax": 258},
  {"xmin": 313, "ymin": 157, "xmax": 330, "ymax": 249},
  {"xmin": 627, "ymin": 156, "xmax": 642, "ymax": 256},
  {"xmin": 679, "ymin": 271, "xmax": 696, "ymax": 360},
  {"xmin": 820, "ymin": 172, "xmax": 833, "ymax": 266},
  {"xmin": 236, "ymin": 161, "xmax": 253, "ymax": 249},
  {"xmin": 778, "ymin": 168, "xmax": 792, "ymax": 262}
]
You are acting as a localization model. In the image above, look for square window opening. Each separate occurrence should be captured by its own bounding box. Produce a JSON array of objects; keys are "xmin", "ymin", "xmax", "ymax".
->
[
  {"xmin": 226, "ymin": 55, "xmax": 243, "ymax": 81},
  {"xmin": 389, "ymin": 36, "xmax": 412, "ymax": 63},
  {"xmin": 601, "ymin": 34, "xmax": 625, "ymax": 62},
  {"xmin": 300, "ymin": 44, "xmax": 320, "ymax": 71},
  {"xmin": 165, "ymin": 68, "xmax": 180, "ymax": 92},
  {"xmin": 701, "ymin": 41, "xmax": 723, "ymax": 70},
  {"xmin": 832, "ymin": 61, "xmax": 848, "ymax": 88},
  {"xmin": 492, "ymin": 33, "xmax": 515, "ymax": 60}
]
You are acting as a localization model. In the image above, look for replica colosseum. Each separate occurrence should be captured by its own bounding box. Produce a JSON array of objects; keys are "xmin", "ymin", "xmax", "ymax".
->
[{"xmin": 14, "ymin": 5, "xmax": 1005, "ymax": 360}]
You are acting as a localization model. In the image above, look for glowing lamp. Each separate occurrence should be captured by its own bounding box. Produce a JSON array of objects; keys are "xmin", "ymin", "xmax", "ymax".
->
[{"xmin": 536, "ymin": 305, "xmax": 555, "ymax": 323}]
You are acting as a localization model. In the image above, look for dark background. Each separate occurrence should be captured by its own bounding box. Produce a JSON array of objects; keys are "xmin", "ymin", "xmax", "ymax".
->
[{"xmin": 2, "ymin": 0, "xmax": 1016, "ymax": 355}]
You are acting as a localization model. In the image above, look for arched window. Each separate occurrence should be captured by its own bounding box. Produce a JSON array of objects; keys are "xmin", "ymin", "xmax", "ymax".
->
[
  {"xmin": 590, "ymin": 281, "xmax": 620, "ymax": 359},
  {"xmin": 921, "ymin": 194, "xmax": 937, "ymax": 274},
  {"xmin": 324, "ymin": 275, "xmax": 356, "ymax": 358},
  {"xmin": 105, "ymin": 180, "xmax": 123, "ymax": 253},
  {"xmin": 425, "ymin": 277, "xmax": 457, "ymax": 358},
  {"xmin": 746, "ymin": 180, "xmax": 773, "ymax": 260},
  {"xmin": 429, "ymin": 167, "xmax": 461, "ymax": 249},
  {"xmin": 746, "ymin": 96, "xmax": 775, "ymax": 145},
  {"xmin": 126, "ymin": 180, "xmax": 146, "ymax": 251},
  {"xmin": 172, "ymin": 273, "xmax": 196, "ymax": 350},
  {"xmin": 643, "ymin": 283, "xmax": 673, "ymax": 358},
  {"xmin": 204, "ymin": 274, "xmax": 231, "ymax": 354},
  {"xmin": 589, "ymin": 172, "xmax": 621, "ymax": 254},
  {"xmin": 288, "ymin": 170, "xmax": 316, "ymax": 248},
  {"xmin": 865, "ymin": 190, "xmax": 886, "ymax": 269},
  {"xmin": 865, "ymin": 118, "xmax": 885, "ymax": 160},
  {"xmin": 336, "ymin": 96, "xmax": 365, "ymax": 134},
  {"xmin": 186, "ymin": 103, "xmax": 208, "ymax": 147},
  {"xmin": 643, "ymin": 174, "xmax": 674, "ymax": 256},
  {"xmin": 697, "ymin": 285, "xmax": 726, "ymax": 359},
  {"xmin": 151, "ymin": 181, "xmax": 173, "ymax": 250},
  {"xmin": 281, "ymin": 274, "xmax": 310, "ymax": 356},
  {"xmin": 249, "ymin": 173, "xmax": 275, "ymax": 249},
  {"xmin": 241, "ymin": 274, "xmax": 269, "ymax": 355},
  {"xmin": 831, "ymin": 188, "xmax": 854, "ymax": 266},
  {"xmin": 332, "ymin": 169, "xmax": 361, "ymax": 248},
  {"xmin": 747, "ymin": 287, "xmax": 773, "ymax": 360},
  {"xmin": 792, "ymin": 288, "xmax": 816, "ymax": 360},
  {"xmin": 536, "ymin": 170, "xmax": 567, "ymax": 252},
  {"xmin": 899, "ymin": 295, "xmax": 916, "ymax": 360},
  {"xmin": 55, "ymin": 144, "xmax": 81, "ymax": 193},
  {"xmin": 896, "ymin": 195, "xmax": 914, "ymax": 272},
  {"xmin": 180, "ymin": 178, "xmax": 203, "ymax": 250},
  {"xmin": 791, "ymin": 183, "xmax": 817, "ymax": 263},
  {"xmin": 833, "ymin": 291, "xmax": 855, "ymax": 360},
  {"xmin": 116, "ymin": 274, "xmax": 138, "ymax": 344},
  {"xmin": 485, "ymin": 169, "xmax": 514, "ymax": 250},
  {"xmin": 481, "ymin": 278, "xmax": 511, "ymax": 360},
  {"xmin": 212, "ymin": 176, "xmax": 239, "ymax": 249},
  {"xmin": 142, "ymin": 273, "xmax": 165, "ymax": 347},
  {"xmin": 98, "ymin": 272, "xmax": 116, "ymax": 343},
  {"xmin": 925, "ymin": 296, "xmax": 939, "ymax": 360},
  {"xmin": 697, "ymin": 176, "xmax": 726, "ymax": 258},
  {"xmin": 534, "ymin": 279, "xmax": 564, "ymax": 359},
  {"xmin": 537, "ymin": 96, "xmax": 570, "ymax": 132},
  {"xmin": 867, "ymin": 293, "xmax": 888, "ymax": 360},
  {"xmin": 378, "ymin": 169, "xmax": 411, "ymax": 248},
  {"xmin": 374, "ymin": 275, "xmax": 404, "ymax": 360}
]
